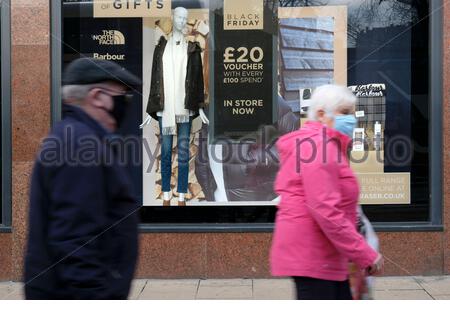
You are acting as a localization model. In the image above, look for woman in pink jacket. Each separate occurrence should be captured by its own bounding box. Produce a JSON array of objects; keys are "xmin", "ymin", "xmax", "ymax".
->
[{"xmin": 270, "ymin": 85, "xmax": 384, "ymax": 300}]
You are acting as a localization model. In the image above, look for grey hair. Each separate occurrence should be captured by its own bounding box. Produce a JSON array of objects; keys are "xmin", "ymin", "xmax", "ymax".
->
[
  {"xmin": 307, "ymin": 84, "xmax": 357, "ymax": 121},
  {"xmin": 61, "ymin": 84, "xmax": 97, "ymax": 103}
]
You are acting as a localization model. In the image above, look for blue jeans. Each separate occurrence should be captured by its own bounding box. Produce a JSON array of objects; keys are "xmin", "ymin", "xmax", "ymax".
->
[{"xmin": 158, "ymin": 117, "xmax": 191, "ymax": 193}]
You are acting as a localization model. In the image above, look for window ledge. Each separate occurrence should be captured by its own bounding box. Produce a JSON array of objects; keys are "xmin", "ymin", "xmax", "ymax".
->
[
  {"xmin": 139, "ymin": 223, "xmax": 274, "ymax": 233},
  {"xmin": 0, "ymin": 226, "xmax": 12, "ymax": 233},
  {"xmin": 2, "ymin": 224, "xmax": 441, "ymax": 234},
  {"xmin": 1, "ymin": 223, "xmax": 442, "ymax": 234},
  {"xmin": 373, "ymin": 223, "xmax": 443, "ymax": 232},
  {"xmin": 139, "ymin": 223, "xmax": 444, "ymax": 233}
]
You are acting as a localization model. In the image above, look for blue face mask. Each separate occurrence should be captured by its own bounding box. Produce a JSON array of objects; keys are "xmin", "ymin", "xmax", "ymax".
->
[{"xmin": 334, "ymin": 115, "xmax": 357, "ymax": 138}]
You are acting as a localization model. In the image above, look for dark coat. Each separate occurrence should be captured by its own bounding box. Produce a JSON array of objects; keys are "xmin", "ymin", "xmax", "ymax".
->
[
  {"xmin": 24, "ymin": 105, "xmax": 139, "ymax": 300},
  {"xmin": 146, "ymin": 36, "xmax": 205, "ymax": 119}
]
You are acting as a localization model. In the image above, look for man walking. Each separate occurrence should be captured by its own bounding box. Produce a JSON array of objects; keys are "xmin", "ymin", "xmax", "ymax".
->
[{"xmin": 24, "ymin": 58, "xmax": 141, "ymax": 299}]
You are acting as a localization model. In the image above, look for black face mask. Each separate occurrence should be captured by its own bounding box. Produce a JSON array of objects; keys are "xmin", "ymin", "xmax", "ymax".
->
[{"xmin": 110, "ymin": 93, "xmax": 133, "ymax": 130}]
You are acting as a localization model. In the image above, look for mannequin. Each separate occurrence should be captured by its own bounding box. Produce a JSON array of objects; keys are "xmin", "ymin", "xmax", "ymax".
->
[{"xmin": 141, "ymin": 7, "xmax": 209, "ymax": 206}]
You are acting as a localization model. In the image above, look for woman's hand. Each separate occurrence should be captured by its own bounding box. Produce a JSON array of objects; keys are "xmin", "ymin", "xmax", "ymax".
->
[{"xmin": 367, "ymin": 254, "xmax": 384, "ymax": 276}]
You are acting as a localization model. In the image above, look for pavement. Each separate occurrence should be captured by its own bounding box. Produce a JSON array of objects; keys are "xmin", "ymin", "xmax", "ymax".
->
[{"xmin": 0, "ymin": 276, "xmax": 449, "ymax": 300}]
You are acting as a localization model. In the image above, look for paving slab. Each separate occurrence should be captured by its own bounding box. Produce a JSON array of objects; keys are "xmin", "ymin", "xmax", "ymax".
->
[
  {"xmin": 196, "ymin": 283, "xmax": 253, "ymax": 300},
  {"xmin": 139, "ymin": 279, "xmax": 199, "ymax": 300},
  {"xmin": 253, "ymin": 279, "xmax": 295, "ymax": 300},
  {"xmin": 431, "ymin": 295, "xmax": 450, "ymax": 300},
  {"xmin": 128, "ymin": 279, "xmax": 148, "ymax": 300},
  {"xmin": 415, "ymin": 276, "xmax": 450, "ymax": 295},
  {"xmin": 373, "ymin": 290, "xmax": 432, "ymax": 300},
  {"xmin": 1, "ymin": 276, "xmax": 450, "ymax": 300},
  {"xmin": 373, "ymin": 277, "xmax": 422, "ymax": 290},
  {"xmin": 0, "ymin": 282, "xmax": 24, "ymax": 300},
  {"xmin": 199, "ymin": 279, "xmax": 252, "ymax": 287}
]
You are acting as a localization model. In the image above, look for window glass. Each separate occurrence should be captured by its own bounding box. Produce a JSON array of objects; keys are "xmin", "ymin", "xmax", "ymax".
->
[
  {"xmin": 61, "ymin": 0, "xmax": 431, "ymax": 225},
  {"xmin": 278, "ymin": 0, "xmax": 430, "ymax": 222}
]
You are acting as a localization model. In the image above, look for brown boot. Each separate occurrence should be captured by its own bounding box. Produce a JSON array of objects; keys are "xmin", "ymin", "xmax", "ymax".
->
[
  {"xmin": 178, "ymin": 201, "xmax": 186, "ymax": 206},
  {"xmin": 163, "ymin": 200, "xmax": 171, "ymax": 206}
]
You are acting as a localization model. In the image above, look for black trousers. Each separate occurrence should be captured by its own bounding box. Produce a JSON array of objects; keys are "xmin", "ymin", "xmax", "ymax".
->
[{"xmin": 293, "ymin": 277, "xmax": 353, "ymax": 300}]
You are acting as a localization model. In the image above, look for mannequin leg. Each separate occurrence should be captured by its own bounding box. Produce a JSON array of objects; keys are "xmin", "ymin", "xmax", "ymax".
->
[
  {"xmin": 208, "ymin": 143, "xmax": 228, "ymax": 202},
  {"xmin": 158, "ymin": 117, "xmax": 174, "ymax": 195},
  {"xmin": 176, "ymin": 120, "xmax": 192, "ymax": 198}
]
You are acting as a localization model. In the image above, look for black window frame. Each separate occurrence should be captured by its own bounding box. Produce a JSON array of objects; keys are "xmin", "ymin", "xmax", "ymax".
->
[
  {"xmin": 52, "ymin": 0, "xmax": 444, "ymax": 233},
  {"xmin": 1, "ymin": 0, "xmax": 12, "ymax": 231}
]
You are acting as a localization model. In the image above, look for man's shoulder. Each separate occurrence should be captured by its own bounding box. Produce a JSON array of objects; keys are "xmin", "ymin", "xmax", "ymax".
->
[
  {"xmin": 45, "ymin": 116, "xmax": 106, "ymax": 154},
  {"xmin": 35, "ymin": 117, "xmax": 104, "ymax": 168},
  {"xmin": 50, "ymin": 117, "xmax": 98, "ymax": 139}
]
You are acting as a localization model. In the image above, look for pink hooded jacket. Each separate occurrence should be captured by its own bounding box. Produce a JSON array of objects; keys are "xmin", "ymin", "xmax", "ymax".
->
[{"xmin": 270, "ymin": 121, "xmax": 378, "ymax": 281}]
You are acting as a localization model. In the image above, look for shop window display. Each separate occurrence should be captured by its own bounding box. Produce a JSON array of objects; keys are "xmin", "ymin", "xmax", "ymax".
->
[{"xmin": 61, "ymin": 0, "xmax": 432, "ymax": 225}]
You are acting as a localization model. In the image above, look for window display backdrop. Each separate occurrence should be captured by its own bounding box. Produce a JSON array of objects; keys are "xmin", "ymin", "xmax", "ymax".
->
[
  {"xmin": 63, "ymin": 4, "xmax": 144, "ymax": 202},
  {"xmin": 278, "ymin": 0, "xmax": 429, "ymax": 222},
  {"xmin": 141, "ymin": 0, "xmax": 282, "ymax": 206},
  {"xmin": 279, "ymin": 5, "xmax": 411, "ymax": 207},
  {"xmin": 62, "ymin": 0, "xmax": 430, "ymax": 223},
  {"xmin": 212, "ymin": 0, "xmax": 276, "ymax": 139}
]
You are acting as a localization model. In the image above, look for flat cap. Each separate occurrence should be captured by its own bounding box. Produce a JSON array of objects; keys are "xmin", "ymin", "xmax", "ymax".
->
[{"xmin": 62, "ymin": 57, "xmax": 141, "ymax": 89}]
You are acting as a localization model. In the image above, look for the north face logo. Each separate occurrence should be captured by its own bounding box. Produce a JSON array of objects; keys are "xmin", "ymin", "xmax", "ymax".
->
[{"xmin": 92, "ymin": 30, "xmax": 126, "ymax": 45}]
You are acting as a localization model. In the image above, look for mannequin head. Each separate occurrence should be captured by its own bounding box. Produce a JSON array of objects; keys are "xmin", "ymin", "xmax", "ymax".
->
[{"xmin": 173, "ymin": 7, "xmax": 188, "ymax": 33}]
